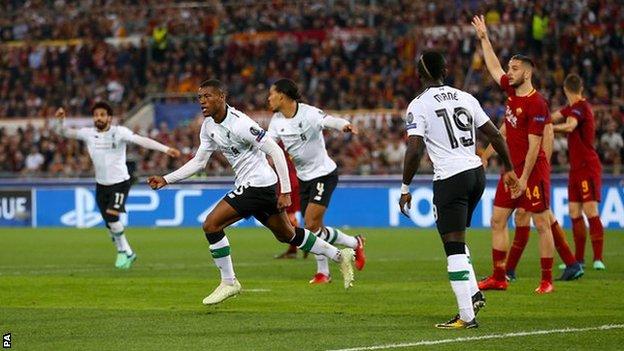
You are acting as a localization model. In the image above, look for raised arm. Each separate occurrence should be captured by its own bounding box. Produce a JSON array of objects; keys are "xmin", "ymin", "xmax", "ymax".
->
[
  {"xmin": 472, "ymin": 15, "xmax": 505, "ymax": 84},
  {"xmin": 54, "ymin": 107, "xmax": 81, "ymax": 139}
]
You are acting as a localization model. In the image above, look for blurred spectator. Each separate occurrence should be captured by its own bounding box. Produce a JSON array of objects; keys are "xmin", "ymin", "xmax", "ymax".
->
[{"xmin": 0, "ymin": 0, "xmax": 623, "ymax": 176}]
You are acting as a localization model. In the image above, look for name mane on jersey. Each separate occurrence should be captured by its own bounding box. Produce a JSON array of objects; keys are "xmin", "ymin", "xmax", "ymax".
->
[
  {"xmin": 505, "ymin": 105, "xmax": 518, "ymax": 128},
  {"xmin": 433, "ymin": 91, "xmax": 458, "ymax": 103}
]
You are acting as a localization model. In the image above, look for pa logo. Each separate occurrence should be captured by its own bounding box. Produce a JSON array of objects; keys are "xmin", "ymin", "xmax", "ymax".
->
[{"xmin": 3, "ymin": 333, "xmax": 10, "ymax": 348}]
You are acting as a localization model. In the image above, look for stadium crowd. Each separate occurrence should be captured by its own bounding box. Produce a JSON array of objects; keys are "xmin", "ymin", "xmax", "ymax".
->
[{"xmin": 0, "ymin": 0, "xmax": 623, "ymax": 176}]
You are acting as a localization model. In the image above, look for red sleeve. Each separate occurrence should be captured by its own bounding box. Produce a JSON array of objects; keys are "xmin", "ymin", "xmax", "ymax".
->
[
  {"xmin": 561, "ymin": 104, "xmax": 584, "ymax": 122},
  {"xmin": 499, "ymin": 75, "xmax": 515, "ymax": 96},
  {"xmin": 527, "ymin": 99, "xmax": 549, "ymax": 136}
]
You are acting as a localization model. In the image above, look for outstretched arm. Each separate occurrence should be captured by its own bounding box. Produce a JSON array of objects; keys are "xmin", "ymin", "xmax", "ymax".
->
[
  {"xmin": 54, "ymin": 107, "xmax": 81, "ymax": 139},
  {"xmin": 148, "ymin": 149, "xmax": 212, "ymax": 189},
  {"xmin": 472, "ymin": 15, "xmax": 505, "ymax": 84},
  {"xmin": 126, "ymin": 133, "xmax": 181, "ymax": 158},
  {"xmin": 322, "ymin": 115, "xmax": 358, "ymax": 134},
  {"xmin": 552, "ymin": 117, "xmax": 579, "ymax": 134}
]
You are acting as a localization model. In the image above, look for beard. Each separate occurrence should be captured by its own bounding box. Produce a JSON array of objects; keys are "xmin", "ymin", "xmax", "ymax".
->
[
  {"xmin": 94, "ymin": 121, "xmax": 108, "ymax": 130},
  {"xmin": 509, "ymin": 75, "xmax": 525, "ymax": 88}
]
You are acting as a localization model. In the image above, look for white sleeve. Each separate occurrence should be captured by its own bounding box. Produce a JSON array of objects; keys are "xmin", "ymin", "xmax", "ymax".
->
[
  {"xmin": 267, "ymin": 118, "xmax": 280, "ymax": 141},
  {"xmin": 259, "ymin": 138, "xmax": 291, "ymax": 194},
  {"xmin": 163, "ymin": 149, "xmax": 212, "ymax": 184},
  {"xmin": 321, "ymin": 115, "xmax": 350, "ymax": 131},
  {"xmin": 236, "ymin": 116, "xmax": 269, "ymax": 148},
  {"xmin": 126, "ymin": 133, "xmax": 170, "ymax": 153},
  {"xmin": 405, "ymin": 102, "xmax": 426, "ymax": 137},
  {"xmin": 471, "ymin": 95, "xmax": 491, "ymax": 128},
  {"xmin": 163, "ymin": 122, "xmax": 216, "ymax": 184},
  {"xmin": 55, "ymin": 120, "xmax": 86, "ymax": 140}
]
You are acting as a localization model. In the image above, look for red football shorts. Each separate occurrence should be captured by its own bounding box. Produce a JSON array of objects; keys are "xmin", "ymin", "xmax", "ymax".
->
[
  {"xmin": 568, "ymin": 169, "xmax": 601, "ymax": 203},
  {"xmin": 494, "ymin": 158, "xmax": 551, "ymax": 213}
]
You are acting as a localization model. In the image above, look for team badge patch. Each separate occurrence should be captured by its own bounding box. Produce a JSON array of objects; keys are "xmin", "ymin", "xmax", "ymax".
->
[
  {"xmin": 407, "ymin": 112, "xmax": 414, "ymax": 124},
  {"xmin": 250, "ymin": 126, "xmax": 266, "ymax": 141},
  {"xmin": 515, "ymin": 108, "xmax": 523, "ymax": 115}
]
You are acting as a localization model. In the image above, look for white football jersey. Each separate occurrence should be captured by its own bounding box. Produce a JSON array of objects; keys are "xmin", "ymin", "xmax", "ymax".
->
[
  {"xmin": 199, "ymin": 106, "xmax": 277, "ymax": 188},
  {"xmin": 406, "ymin": 85, "xmax": 490, "ymax": 181},
  {"xmin": 268, "ymin": 103, "xmax": 337, "ymax": 181},
  {"xmin": 72, "ymin": 126, "xmax": 135, "ymax": 185}
]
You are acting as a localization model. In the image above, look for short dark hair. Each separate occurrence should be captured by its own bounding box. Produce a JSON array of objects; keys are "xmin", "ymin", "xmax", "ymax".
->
[
  {"xmin": 417, "ymin": 51, "xmax": 446, "ymax": 81},
  {"xmin": 199, "ymin": 79, "xmax": 225, "ymax": 92},
  {"xmin": 564, "ymin": 73, "xmax": 583, "ymax": 93},
  {"xmin": 91, "ymin": 101, "xmax": 113, "ymax": 116},
  {"xmin": 510, "ymin": 54, "xmax": 535, "ymax": 68},
  {"xmin": 272, "ymin": 78, "xmax": 301, "ymax": 101}
]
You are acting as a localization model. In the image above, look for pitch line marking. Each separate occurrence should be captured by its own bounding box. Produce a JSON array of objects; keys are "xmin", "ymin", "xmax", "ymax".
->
[{"xmin": 326, "ymin": 324, "xmax": 624, "ymax": 351}]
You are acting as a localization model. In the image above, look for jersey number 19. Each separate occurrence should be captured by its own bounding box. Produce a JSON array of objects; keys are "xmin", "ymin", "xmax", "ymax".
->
[{"xmin": 435, "ymin": 107, "xmax": 474, "ymax": 149}]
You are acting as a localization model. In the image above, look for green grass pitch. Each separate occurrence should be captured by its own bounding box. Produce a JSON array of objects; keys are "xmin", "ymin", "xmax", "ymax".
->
[{"xmin": 1, "ymin": 227, "xmax": 622, "ymax": 350}]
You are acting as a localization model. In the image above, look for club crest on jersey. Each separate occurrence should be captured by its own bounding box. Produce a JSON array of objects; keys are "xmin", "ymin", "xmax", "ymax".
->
[
  {"xmin": 505, "ymin": 106, "xmax": 518, "ymax": 128},
  {"xmin": 515, "ymin": 108, "xmax": 523, "ymax": 115}
]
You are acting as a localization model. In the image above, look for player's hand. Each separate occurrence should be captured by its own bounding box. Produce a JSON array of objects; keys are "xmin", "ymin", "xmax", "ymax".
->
[
  {"xmin": 277, "ymin": 193, "xmax": 292, "ymax": 211},
  {"xmin": 512, "ymin": 176, "xmax": 528, "ymax": 199},
  {"xmin": 343, "ymin": 123, "xmax": 358, "ymax": 135},
  {"xmin": 55, "ymin": 107, "xmax": 66, "ymax": 120},
  {"xmin": 481, "ymin": 156, "xmax": 489, "ymax": 169},
  {"xmin": 147, "ymin": 175, "xmax": 167, "ymax": 190},
  {"xmin": 166, "ymin": 147, "xmax": 181, "ymax": 158},
  {"xmin": 502, "ymin": 170, "xmax": 520, "ymax": 196},
  {"xmin": 472, "ymin": 15, "xmax": 488, "ymax": 40},
  {"xmin": 399, "ymin": 193, "xmax": 412, "ymax": 218}
]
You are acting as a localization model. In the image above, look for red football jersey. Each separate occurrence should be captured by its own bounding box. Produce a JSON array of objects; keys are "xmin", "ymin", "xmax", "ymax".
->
[
  {"xmin": 560, "ymin": 99, "xmax": 601, "ymax": 171},
  {"xmin": 500, "ymin": 75, "xmax": 549, "ymax": 168}
]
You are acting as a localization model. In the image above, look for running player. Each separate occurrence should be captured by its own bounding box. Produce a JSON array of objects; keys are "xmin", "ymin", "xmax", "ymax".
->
[
  {"xmin": 552, "ymin": 74, "xmax": 605, "ymax": 270},
  {"xmin": 399, "ymin": 51, "xmax": 519, "ymax": 329},
  {"xmin": 472, "ymin": 15, "xmax": 555, "ymax": 294},
  {"xmin": 55, "ymin": 103, "xmax": 180, "ymax": 269},
  {"xmin": 147, "ymin": 79, "xmax": 355, "ymax": 305},
  {"xmin": 267, "ymin": 78, "xmax": 366, "ymax": 284}
]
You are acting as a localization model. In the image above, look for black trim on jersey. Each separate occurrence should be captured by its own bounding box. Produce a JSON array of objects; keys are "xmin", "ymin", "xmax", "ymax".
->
[
  {"xmin": 415, "ymin": 84, "xmax": 448, "ymax": 100},
  {"xmin": 229, "ymin": 105, "xmax": 242, "ymax": 119},
  {"xmin": 291, "ymin": 103, "xmax": 300, "ymax": 118},
  {"xmin": 415, "ymin": 87, "xmax": 431, "ymax": 100}
]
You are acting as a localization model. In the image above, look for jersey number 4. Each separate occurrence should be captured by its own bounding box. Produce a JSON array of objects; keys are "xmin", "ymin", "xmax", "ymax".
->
[{"xmin": 435, "ymin": 107, "xmax": 474, "ymax": 149}]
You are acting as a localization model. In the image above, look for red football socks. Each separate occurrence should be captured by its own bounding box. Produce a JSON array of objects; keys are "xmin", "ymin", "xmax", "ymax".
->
[
  {"xmin": 540, "ymin": 257, "xmax": 553, "ymax": 282},
  {"xmin": 588, "ymin": 216, "xmax": 604, "ymax": 261},
  {"xmin": 551, "ymin": 221, "xmax": 577, "ymax": 266},
  {"xmin": 492, "ymin": 249, "xmax": 507, "ymax": 281},
  {"xmin": 571, "ymin": 217, "xmax": 587, "ymax": 262},
  {"xmin": 505, "ymin": 226, "xmax": 530, "ymax": 272}
]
